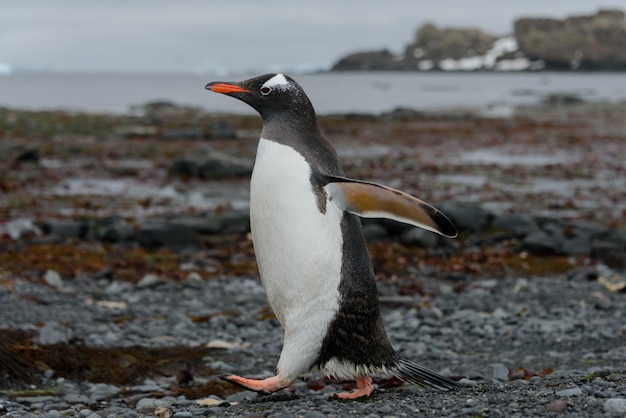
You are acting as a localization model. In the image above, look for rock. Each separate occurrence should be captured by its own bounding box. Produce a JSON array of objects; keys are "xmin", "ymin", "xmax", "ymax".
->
[
  {"xmin": 198, "ymin": 152, "xmax": 252, "ymax": 179},
  {"xmin": 96, "ymin": 217, "xmax": 134, "ymax": 243},
  {"xmin": 563, "ymin": 220, "xmax": 607, "ymax": 238},
  {"xmin": 173, "ymin": 412, "xmax": 194, "ymax": 418},
  {"xmin": 136, "ymin": 273, "xmax": 162, "ymax": 288},
  {"xmin": 592, "ymin": 240, "xmax": 626, "ymax": 269},
  {"xmin": 522, "ymin": 230, "xmax": 559, "ymax": 254},
  {"xmin": 35, "ymin": 321, "xmax": 72, "ymax": 345},
  {"xmin": 135, "ymin": 222, "xmax": 197, "ymax": 249},
  {"xmin": 562, "ymin": 236, "xmax": 592, "ymax": 256},
  {"xmin": 515, "ymin": 9, "xmax": 626, "ymax": 70},
  {"xmin": 555, "ymin": 387, "xmax": 583, "ymax": 397},
  {"xmin": 491, "ymin": 363, "xmax": 509, "ymax": 382},
  {"xmin": 43, "ymin": 269, "xmax": 64, "ymax": 290},
  {"xmin": 542, "ymin": 93, "xmax": 585, "ymax": 105},
  {"xmin": 437, "ymin": 201, "xmax": 491, "ymax": 233},
  {"xmin": 459, "ymin": 378, "xmax": 479, "ymax": 387},
  {"xmin": 226, "ymin": 390, "xmax": 258, "ymax": 402},
  {"xmin": 362, "ymin": 221, "xmax": 389, "ymax": 241},
  {"xmin": 161, "ymin": 128, "xmax": 203, "ymax": 140},
  {"xmin": 547, "ymin": 399, "xmax": 567, "ymax": 413},
  {"xmin": 153, "ymin": 405, "xmax": 174, "ymax": 418},
  {"xmin": 403, "ymin": 23, "xmax": 497, "ymax": 70},
  {"xmin": 39, "ymin": 219, "xmax": 87, "ymax": 239},
  {"xmin": 400, "ymin": 227, "xmax": 440, "ymax": 248},
  {"xmin": 210, "ymin": 121, "xmax": 237, "ymax": 139},
  {"xmin": 15, "ymin": 148, "xmax": 40, "ymax": 164},
  {"xmin": 170, "ymin": 159, "xmax": 200, "ymax": 178},
  {"xmin": 604, "ymin": 398, "xmax": 626, "ymax": 415},
  {"xmin": 331, "ymin": 49, "xmax": 406, "ymax": 71},
  {"xmin": 491, "ymin": 213, "xmax": 539, "ymax": 236},
  {"xmin": 605, "ymin": 229, "xmax": 626, "ymax": 247},
  {"xmin": 88, "ymin": 383, "xmax": 120, "ymax": 402},
  {"xmin": 135, "ymin": 398, "xmax": 172, "ymax": 413}
]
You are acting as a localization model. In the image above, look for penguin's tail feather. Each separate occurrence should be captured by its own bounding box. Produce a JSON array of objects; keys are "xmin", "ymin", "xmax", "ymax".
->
[{"xmin": 390, "ymin": 358, "xmax": 460, "ymax": 390}]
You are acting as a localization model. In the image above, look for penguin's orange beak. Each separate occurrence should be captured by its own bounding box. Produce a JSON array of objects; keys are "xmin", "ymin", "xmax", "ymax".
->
[{"xmin": 205, "ymin": 82, "xmax": 250, "ymax": 94}]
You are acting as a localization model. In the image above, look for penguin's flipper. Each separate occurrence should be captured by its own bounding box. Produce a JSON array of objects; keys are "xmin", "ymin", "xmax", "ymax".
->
[{"xmin": 323, "ymin": 176, "xmax": 457, "ymax": 238}]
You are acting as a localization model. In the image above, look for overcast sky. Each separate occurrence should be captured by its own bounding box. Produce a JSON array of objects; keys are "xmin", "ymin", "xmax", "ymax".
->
[{"xmin": 1, "ymin": 1, "xmax": 622, "ymax": 74}]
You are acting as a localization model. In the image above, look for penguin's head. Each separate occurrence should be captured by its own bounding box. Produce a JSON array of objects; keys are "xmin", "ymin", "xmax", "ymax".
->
[{"xmin": 206, "ymin": 73, "xmax": 316, "ymax": 121}]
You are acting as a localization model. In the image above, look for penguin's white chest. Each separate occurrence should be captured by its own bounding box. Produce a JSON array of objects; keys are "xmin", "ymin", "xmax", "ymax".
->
[{"xmin": 250, "ymin": 138, "xmax": 343, "ymax": 335}]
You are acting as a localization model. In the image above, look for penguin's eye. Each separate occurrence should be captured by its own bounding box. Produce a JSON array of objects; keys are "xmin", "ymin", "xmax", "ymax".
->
[{"xmin": 260, "ymin": 86, "xmax": 272, "ymax": 95}]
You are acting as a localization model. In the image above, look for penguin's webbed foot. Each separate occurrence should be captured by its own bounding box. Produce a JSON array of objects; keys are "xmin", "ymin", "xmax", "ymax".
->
[
  {"xmin": 334, "ymin": 375, "xmax": 374, "ymax": 399},
  {"xmin": 219, "ymin": 373, "xmax": 288, "ymax": 395}
]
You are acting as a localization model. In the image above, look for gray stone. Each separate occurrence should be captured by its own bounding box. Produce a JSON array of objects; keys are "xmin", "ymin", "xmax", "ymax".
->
[
  {"xmin": 437, "ymin": 201, "xmax": 491, "ymax": 233},
  {"xmin": 43, "ymin": 269, "xmax": 64, "ymax": 290},
  {"xmin": 491, "ymin": 363, "xmax": 509, "ymax": 381},
  {"xmin": 362, "ymin": 222, "xmax": 389, "ymax": 241},
  {"xmin": 562, "ymin": 236, "xmax": 592, "ymax": 256},
  {"xmin": 15, "ymin": 148, "xmax": 40, "ymax": 164},
  {"xmin": 39, "ymin": 219, "xmax": 87, "ymax": 239},
  {"xmin": 592, "ymin": 240, "xmax": 626, "ymax": 268},
  {"xmin": 210, "ymin": 121, "xmax": 237, "ymax": 139},
  {"xmin": 135, "ymin": 222, "xmax": 196, "ymax": 248},
  {"xmin": 556, "ymin": 387, "xmax": 583, "ymax": 397},
  {"xmin": 226, "ymin": 390, "xmax": 258, "ymax": 402},
  {"xmin": 459, "ymin": 378, "xmax": 478, "ymax": 387},
  {"xmin": 173, "ymin": 412, "xmax": 194, "ymax": 418},
  {"xmin": 198, "ymin": 153, "xmax": 252, "ymax": 179},
  {"xmin": 136, "ymin": 273, "xmax": 162, "ymax": 288},
  {"xmin": 35, "ymin": 321, "xmax": 72, "ymax": 345},
  {"xmin": 303, "ymin": 412, "xmax": 326, "ymax": 418},
  {"xmin": 604, "ymin": 398, "xmax": 626, "ymax": 415},
  {"xmin": 135, "ymin": 397, "xmax": 172, "ymax": 410},
  {"xmin": 492, "ymin": 213, "xmax": 539, "ymax": 236},
  {"xmin": 89, "ymin": 383, "xmax": 120, "ymax": 401},
  {"xmin": 64, "ymin": 394, "xmax": 91, "ymax": 404},
  {"xmin": 15, "ymin": 395, "xmax": 56, "ymax": 403},
  {"xmin": 377, "ymin": 404, "xmax": 393, "ymax": 414},
  {"xmin": 522, "ymin": 230, "xmax": 559, "ymax": 254},
  {"xmin": 170, "ymin": 159, "xmax": 199, "ymax": 178},
  {"xmin": 97, "ymin": 218, "xmax": 134, "ymax": 243},
  {"xmin": 516, "ymin": 9, "xmax": 626, "ymax": 70},
  {"xmin": 400, "ymin": 227, "xmax": 440, "ymax": 247}
]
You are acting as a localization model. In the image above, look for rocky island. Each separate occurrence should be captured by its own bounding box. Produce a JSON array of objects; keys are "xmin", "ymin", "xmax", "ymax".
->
[{"xmin": 331, "ymin": 9, "xmax": 626, "ymax": 72}]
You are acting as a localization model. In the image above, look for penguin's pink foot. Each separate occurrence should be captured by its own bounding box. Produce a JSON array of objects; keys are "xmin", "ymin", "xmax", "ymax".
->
[
  {"xmin": 219, "ymin": 374, "xmax": 288, "ymax": 394},
  {"xmin": 335, "ymin": 375, "xmax": 374, "ymax": 399}
]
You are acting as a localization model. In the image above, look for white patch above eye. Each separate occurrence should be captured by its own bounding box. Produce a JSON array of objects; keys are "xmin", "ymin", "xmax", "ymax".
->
[{"xmin": 262, "ymin": 74, "xmax": 289, "ymax": 89}]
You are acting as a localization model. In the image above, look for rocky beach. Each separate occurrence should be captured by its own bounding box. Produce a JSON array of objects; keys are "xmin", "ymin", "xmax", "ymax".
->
[{"xmin": 1, "ymin": 99, "xmax": 626, "ymax": 417}]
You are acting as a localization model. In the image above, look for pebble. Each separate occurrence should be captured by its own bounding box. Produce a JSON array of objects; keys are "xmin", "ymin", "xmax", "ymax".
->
[
  {"xmin": 459, "ymin": 378, "xmax": 479, "ymax": 387},
  {"xmin": 604, "ymin": 398, "xmax": 626, "ymax": 415},
  {"xmin": 547, "ymin": 400, "xmax": 567, "ymax": 413},
  {"xmin": 43, "ymin": 269, "xmax": 64, "ymax": 290},
  {"xmin": 556, "ymin": 387, "xmax": 583, "ymax": 397},
  {"xmin": 226, "ymin": 390, "xmax": 258, "ymax": 402},
  {"xmin": 173, "ymin": 412, "xmax": 194, "ymax": 418},
  {"xmin": 1, "ymin": 270, "xmax": 624, "ymax": 417},
  {"xmin": 491, "ymin": 363, "xmax": 509, "ymax": 382},
  {"xmin": 303, "ymin": 412, "xmax": 326, "ymax": 418}
]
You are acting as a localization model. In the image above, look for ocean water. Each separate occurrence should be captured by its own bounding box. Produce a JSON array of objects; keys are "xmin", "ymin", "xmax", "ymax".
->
[{"xmin": 1, "ymin": 71, "xmax": 625, "ymax": 115}]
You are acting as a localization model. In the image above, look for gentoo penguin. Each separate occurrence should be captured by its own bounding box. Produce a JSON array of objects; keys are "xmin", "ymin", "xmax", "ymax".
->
[{"xmin": 205, "ymin": 73, "xmax": 459, "ymax": 399}]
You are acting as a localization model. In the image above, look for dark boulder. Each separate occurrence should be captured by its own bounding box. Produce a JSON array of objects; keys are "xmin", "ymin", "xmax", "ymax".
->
[
  {"xmin": 491, "ymin": 213, "xmax": 539, "ymax": 237},
  {"xmin": 331, "ymin": 50, "xmax": 409, "ymax": 71},
  {"xmin": 170, "ymin": 159, "xmax": 200, "ymax": 178},
  {"xmin": 198, "ymin": 153, "xmax": 252, "ymax": 179},
  {"xmin": 515, "ymin": 9, "xmax": 626, "ymax": 70},
  {"xmin": 437, "ymin": 201, "xmax": 492, "ymax": 233}
]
